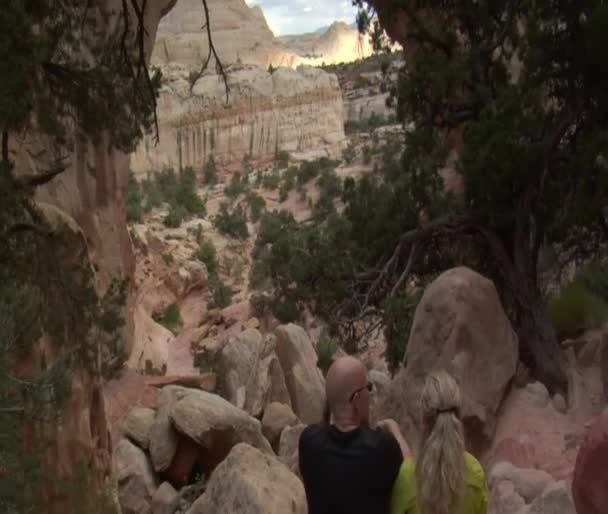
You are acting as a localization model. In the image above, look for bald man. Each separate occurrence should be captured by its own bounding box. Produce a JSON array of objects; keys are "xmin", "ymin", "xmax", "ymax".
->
[{"xmin": 298, "ymin": 356, "xmax": 405, "ymax": 514}]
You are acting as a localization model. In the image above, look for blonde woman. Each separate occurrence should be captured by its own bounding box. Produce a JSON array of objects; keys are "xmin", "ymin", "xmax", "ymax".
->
[{"xmin": 390, "ymin": 371, "xmax": 489, "ymax": 514}]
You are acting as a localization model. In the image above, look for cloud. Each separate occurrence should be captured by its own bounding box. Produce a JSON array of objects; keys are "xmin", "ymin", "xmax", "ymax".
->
[{"xmin": 245, "ymin": 0, "xmax": 358, "ymax": 35}]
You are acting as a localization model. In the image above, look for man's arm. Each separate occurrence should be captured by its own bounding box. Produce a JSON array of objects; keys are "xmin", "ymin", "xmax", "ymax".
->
[{"xmin": 377, "ymin": 418, "xmax": 412, "ymax": 459}]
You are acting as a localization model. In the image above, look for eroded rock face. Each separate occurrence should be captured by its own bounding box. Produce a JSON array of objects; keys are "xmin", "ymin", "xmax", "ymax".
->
[
  {"xmin": 379, "ymin": 267, "xmax": 519, "ymax": 454},
  {"xmin": 185, "ymin": 443, "xmax": 307, "ymax": 514},
  {"xmin": 278, "ymin": 423, "xmax": 306, "ymax": 477},
  {"xmin": 113, "ymin": 438, "xmax": 159, "ymax": 514},
  {"xmin": 262, "ymin": 402, "xmax": 300, "ymax": 449},
  {"xmin": 572, "ymin": 411, "xmax": 608, "ymax": 514},
  {"xmin": 124, "ymin": 407, "xmax": 156, "ymax": 449},
  {"xmin": 131, "ymin": 66, "xmax": 345, "ymax": 173},
  {"xmin": 275, "ymin": 323, "xmax": 326, "ymax": 424},
  {"xmin": 489, "ymin": 462, "xmax": 554, "ymax": 504},
  {"xmin": 169, "ymin": 387, "xmax": 272, "ymax": 456}
]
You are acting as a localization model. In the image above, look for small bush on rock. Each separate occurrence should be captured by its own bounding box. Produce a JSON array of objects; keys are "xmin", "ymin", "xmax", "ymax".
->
[{"xmin": 158, "ymin": 303, "xmax": 182, "ymax": 335}]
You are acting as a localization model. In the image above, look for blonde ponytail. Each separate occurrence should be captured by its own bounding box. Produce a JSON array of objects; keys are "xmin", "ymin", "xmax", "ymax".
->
[{"xmin": 415, "ymin": 370, "xmax": 466, "ymax": 514}]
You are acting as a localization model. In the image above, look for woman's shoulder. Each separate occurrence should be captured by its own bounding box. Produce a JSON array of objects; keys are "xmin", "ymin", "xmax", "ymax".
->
[{"xmin": 463, "ymin": 452, "xmax": 487, "ymax": 490}]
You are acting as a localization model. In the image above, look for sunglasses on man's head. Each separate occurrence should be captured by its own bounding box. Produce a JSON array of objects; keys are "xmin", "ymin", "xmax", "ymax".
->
[{"xmin": 349, "ymin": 382, "xmax": 373, "ymax": 402}]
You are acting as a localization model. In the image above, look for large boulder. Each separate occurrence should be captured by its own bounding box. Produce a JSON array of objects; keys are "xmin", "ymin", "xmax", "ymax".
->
[
  {"xmin": 152, "ymin": 482, "xmax": 180, "ymax": 514},
  {"xmin": 220, "ymin": 329, "xmax": 291, "ymax": 417},
  {"xmin": 262, "ymin": 402, "xmax": 300, "ymax": 449},
  {"xmin": 148, "ymin": 387, "xmax": 186, "ymax": 472},
  {"xmin": 488, "ymin": 461, "xmax": 554, "ymax": 504},
  {"xmin": 113, "ymin": 438, "xmax": 158, "ymax": 514},
  {"xmin": 169, "ymin": 387, "xmax": 273, "ymax": 467},
  {"xmin": 274, "ymin": 324, "xmax": 326, "ymax": 424},
  {"xmin": 525, "ymin": 481, "xmax": 576, "ymax": 514},
  {"xmin": 278, "ymin": 423, "xmax": 306, "ymax": 477},
  {"xmin": 185, "ymin": 444, "xmax": 307, "ymax": 514},
  {"xmin": 379, "ymin": 267, "xmax": 519, "ymax": 453},
  {"xmin": 572, "ymin": 411, "xmax": 608, "ymax": 514},
  {"xmin": 123, "ymin": 407, "xmax": 156, "ymax": 450}
]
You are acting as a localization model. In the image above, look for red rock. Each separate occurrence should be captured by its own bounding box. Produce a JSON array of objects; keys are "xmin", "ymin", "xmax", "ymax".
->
[
  {"xmin": 146, "ymin": 373, "xmax": 216, "ymax": 391},
  {"xmin": 490, "ymin": 437, "xmax": 536, "ymax": 470},
  {"xmin": 572, "ymin": 411, "xmax": 608, "ymax": 514}
]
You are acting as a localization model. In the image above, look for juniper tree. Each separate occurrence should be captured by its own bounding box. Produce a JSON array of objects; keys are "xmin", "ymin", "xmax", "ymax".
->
[{"xmin": 255, "ymin": 1, "xmax": 608, "ymax": 392}]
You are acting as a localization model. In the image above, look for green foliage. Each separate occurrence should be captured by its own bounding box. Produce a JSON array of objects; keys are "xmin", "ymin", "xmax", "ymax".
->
[
  {"xmin": 313, "ymin": 169, "xmax": 341, "ymax": 220},
  {"xmin": 208, "ymin": 275, "xmax": 233, "ymax": 309},
  {"xmin": 383, "ymin": 292, "xmax": 421, "ymax": 373},
  {"xmin": 261, "ymin": 169, "xmax": 281, "ymax": 190},
  {"xmin": 296, "ymin": 157, "xmax": 339, "ymax": 185},
  {"xmin": 246, "ymin": 192, "xmax": 266, "ymax": 222},
  {"xmin": 136, "ymin": 167, "xmax": 205, "ymax": 226},
  {"xmin": 203, "ymin": 156, "xmax": 218, "ymax": 185},
  {"xmin": 157, "ymin": 304, "xmax": 182, "ymax": 335},
  {"xmin": 127, "ymin": 172, "xmax": 143, "ymax": 223},
  {"xmin": 362, "ymin": 145, "xmax": 372, "ymax": 165},
  {"xmin": 548, "ymin": 270, "xmax": 608, "ymax": 340},
  {"xmin": 162, "ymin": 253, "xmax": 174, "ymax": 266},
  {"xmin": 214, "ymin": 203, "xmax": 249, "ymax": 240},
  {"xmin": 279, "ymin": 186, "xmax": 289, "ymax": 203},
  {"xmin": 345, "ymin": 112, "xmax": 396, "ymax": 135},
  {"xmin": 194, "ymin": 238, "xmax": 218, "ymax": 274},
  {"xmin": 276, "ymin": 150, "xmax": 290, "ymax": 168},
  {"xmin": 225, "ymin": 171, "xmax": 248, "ymax": 198},
  {"xmin": 342, "ymin": 143, "xmax": 357, "ymax": 164},
  {"xmin": 577, "ymin": 262, "xmax": 608, "ymax": 302},
  {"xmin": 316, "ymin": 331, "xmax": 339, "ymax": 377},
  {"xmin": 163, "ymin": 204, "xmax": 188, "ymax": 228}
]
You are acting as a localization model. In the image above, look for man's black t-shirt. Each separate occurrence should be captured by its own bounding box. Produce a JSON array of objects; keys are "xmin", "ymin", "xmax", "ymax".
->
[{"xmin": 298, "ymin": 424, "xmax": 403, "ymax": 514}]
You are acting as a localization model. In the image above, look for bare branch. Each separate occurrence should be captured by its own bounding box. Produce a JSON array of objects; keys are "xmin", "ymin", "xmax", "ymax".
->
[
  {"xmin": 188, "ymin": 0, "xmax": 230, "ymax": 102},
  {"xmin": 390, "ymin": 242, "xmax": 419, "ymax": 297}
]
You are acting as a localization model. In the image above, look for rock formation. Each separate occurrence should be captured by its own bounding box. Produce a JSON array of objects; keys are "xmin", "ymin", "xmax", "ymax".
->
[
  {"xmin": 152, "ymin": 0, "xmax": 303, "ymax": 71},
  {"xmin": 131, "ymin": 65, "xmax": 345, "ymax": 174},
  {"xmin": 379, "ymin": 267, "xmax": 519, "ymax": 454},
  {"xmin": 186, "ymin": 443, "xmax": 307, "ymax": 514},
  {"xmin": 572, "ymin": 410, "xmax": 608, "ymax": 514},
  {"xmin": 279, "ymin": 21, "xmax": 375, "ymax": 65}
]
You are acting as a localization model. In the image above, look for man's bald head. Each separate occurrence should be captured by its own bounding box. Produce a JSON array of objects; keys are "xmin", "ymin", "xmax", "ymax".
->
[{"xmin": 326, "ymin": 357, "xmax": 369, "ymax": 424}]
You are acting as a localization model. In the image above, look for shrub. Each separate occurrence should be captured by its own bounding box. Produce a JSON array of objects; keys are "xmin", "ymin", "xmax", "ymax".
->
[
  {"xmin": 279, "ymin": 184, "xmax": 289, "ymax": 203},
  {"xmin": 383, "ymin": 292, "xmax": 421, "ymax": 374},
  {"xmin": 577, "ymin": 262, "xmax": 608, "ymax": 302},
  {"xmin": 246, "ymin": 192, "xmax": 266, "ymax": 222},
  {"xmin": 157, "ymin": 303, "xmax": 182, "ymax": 335},
  {"xmin": 176, "ymin": 167, "xmax": 205, "ymax": 216},
  {"xmin": 276, "ymin": 150, "xmax": 289, "ymax": 168},
  {"xmin": 342, "ymin": 143, "xmax": 356, "ymax": 164},
  {"xmin": 203, "ymin": 156, "xmax": 218, "ymax": 185},
  {"xmin": 162, "ymin": 253, "xmax": 174, "ymax": 266},
  {"xmin": 163, "ymin": 204, "xmax": 188, "ymax": 227},
  {"xmin": 225, "ymin": 171, "xmax": 247, "ymax": 198},
  {"xmin": 208, "ymin": 276, "xmax": 233, "ymax": 309},
  {"xmin": 362, "ymin": 145, "xmax": 372, "ymax": 165},
  {"xmin": 214, "ymin": 202, "xmax": 249, "ymax": 239},
  {"xmin": 194, "ymin": 238, "xmax": 217, "ymax": 274},
  {"xmin": 127, "ymin": 172, "xmax": 143, "ymax": 222},
  {"xmin": 316, "ymin": 331, "xmax": 339, "ymax": 377},
  {"xmin": 282, "ymin": 166, "xmax": 298, "ymax": 191},
  {"xmin": 548, "ymin": 280, "xmax": 608, "ymax": 340},
  {"xmin": 318, "ymin": 168, "xmax": 342, "ymax": 199},
  {"xmin": 261, "ymin": 169, "xmax": 281, "ymax": 190}
]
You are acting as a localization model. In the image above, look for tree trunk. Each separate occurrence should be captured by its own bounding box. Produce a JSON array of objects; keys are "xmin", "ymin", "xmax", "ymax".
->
[{"xmin": 513, "ymin": 273, "xmax": 568, "ymax": 394}]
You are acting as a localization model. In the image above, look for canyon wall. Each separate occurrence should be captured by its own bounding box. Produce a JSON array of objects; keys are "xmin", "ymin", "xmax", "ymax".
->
[
  {"xmin": 9, "ymin": 1, "xmax": 176, "ymax": 509},
  {"xmin": 131, "ymin": 66, "xmax": 345, "ymax": 175}
]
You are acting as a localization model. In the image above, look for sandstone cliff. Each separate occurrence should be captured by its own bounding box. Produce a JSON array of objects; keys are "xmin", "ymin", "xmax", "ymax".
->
[
  {"xmin": 152, "ymin": 0, "xmax": 303, "ymax": 70},
  {"xmin": 131, "ymin": 66, "xmax": 345, "ymax": 174},
  {"xmin": 279, "ymin": 21, "xmax": 374, "ymax": 65}
]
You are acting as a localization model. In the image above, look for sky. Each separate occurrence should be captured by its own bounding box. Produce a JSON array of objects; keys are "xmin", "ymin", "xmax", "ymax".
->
[{"xmin": 245, "ymin": 0, "xmax": 359, "ymax": 36}]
